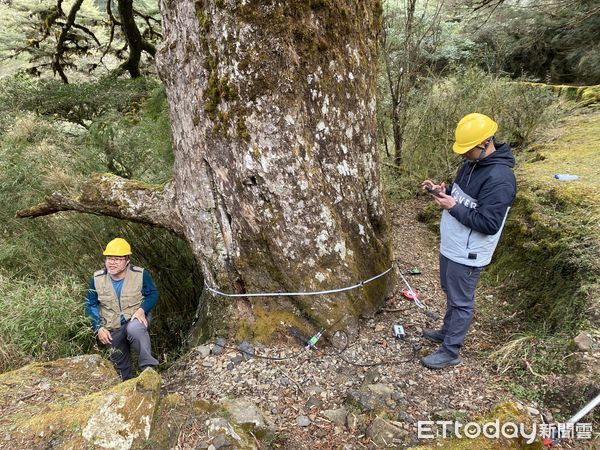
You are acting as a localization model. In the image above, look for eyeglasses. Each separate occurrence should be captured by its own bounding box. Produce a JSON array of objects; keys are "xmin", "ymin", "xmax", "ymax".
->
[{"xmin": 105, "ymin": 257, "xmax": 127, "ymax": 262}]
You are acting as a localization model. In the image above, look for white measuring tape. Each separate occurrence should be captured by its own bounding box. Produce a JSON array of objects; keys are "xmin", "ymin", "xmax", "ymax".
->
[{"xmin": 204, "ymin": 266, "xmax": 393, "ymax": 298}]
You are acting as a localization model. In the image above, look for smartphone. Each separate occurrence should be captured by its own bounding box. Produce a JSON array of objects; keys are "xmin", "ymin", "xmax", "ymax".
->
[{"xmin": 426, "ymin": 186, "xmax": 444, "ymax": 198}]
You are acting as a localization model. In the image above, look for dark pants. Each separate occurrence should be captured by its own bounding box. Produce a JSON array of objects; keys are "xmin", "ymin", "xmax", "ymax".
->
[
  {"xmin": 439, "ymin": 254, "xmax": 483, "ymax": 357},
  {"xmin": 108, "ymin": 317, "xmax": 158, "ymax": 381}
]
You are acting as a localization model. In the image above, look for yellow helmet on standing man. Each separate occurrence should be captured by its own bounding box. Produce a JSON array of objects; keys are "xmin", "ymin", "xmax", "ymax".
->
[
  {"xmin": 453, "ymin": 113, "xmax": 498, "ymax": 154},
  {"xmin": 103, "ymin": 238, "xmax": 132, "ymax": 256}
]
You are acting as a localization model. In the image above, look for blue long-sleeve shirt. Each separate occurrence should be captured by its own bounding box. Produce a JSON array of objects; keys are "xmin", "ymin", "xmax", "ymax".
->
[{"xmin": 85, "ymin": 269, "xmax": 158, "ymax": 332}]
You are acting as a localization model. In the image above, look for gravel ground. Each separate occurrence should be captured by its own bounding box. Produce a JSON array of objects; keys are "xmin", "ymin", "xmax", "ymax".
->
[{"xmin": 161, "ymin": 199, "xmax": 580, "ymax": 449}]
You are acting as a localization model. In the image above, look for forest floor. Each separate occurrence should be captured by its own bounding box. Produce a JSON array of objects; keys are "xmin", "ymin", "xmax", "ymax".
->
[{"xmin": 159, "ymin": 198, "xmax": 576, "ymax": 449}]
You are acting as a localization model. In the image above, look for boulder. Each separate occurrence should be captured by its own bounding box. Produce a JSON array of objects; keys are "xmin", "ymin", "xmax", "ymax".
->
[
  {"xmin": 0, "ymin": 355, "xmax": 161, "ymax": 449},
  {"xmin": 222, "ymin": 398, "xmax": 268, "ymax": 431}
]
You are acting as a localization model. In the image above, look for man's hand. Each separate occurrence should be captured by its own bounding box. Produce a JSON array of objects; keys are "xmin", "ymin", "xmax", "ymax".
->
[
  {"xmin": 131, "ymin": 308, "xmax": 148, "ymax": 328},
  {"xmin": 97, "ymin": 327, "xmax": 112, "ymax": 345},
  {"xmin": 433, "ymin": 190, "xmax": 456, "ymax": 210},
  {"xmin": 421, "ymin": 180, "xmax": 444, "ymax": 197},
  {"xmin": 422, "ymin": 180, "xmax": 455, "ymax": 209}
]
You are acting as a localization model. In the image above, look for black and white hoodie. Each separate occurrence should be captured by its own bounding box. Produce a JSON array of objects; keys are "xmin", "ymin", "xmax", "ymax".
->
[{"xmin": 440, "ymin": 142, "xmax": 517, "ymax": 267}]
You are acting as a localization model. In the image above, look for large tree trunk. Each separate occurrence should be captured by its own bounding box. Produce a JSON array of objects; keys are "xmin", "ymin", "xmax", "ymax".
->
[{"xmin": 156, "ymin": 0, "xmax": 393, "ymax": 337}]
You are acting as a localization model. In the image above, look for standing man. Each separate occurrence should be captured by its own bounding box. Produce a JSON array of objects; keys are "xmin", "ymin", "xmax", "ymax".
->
[
  {"xmin": 420, "ymin": 113, "xmax": 516, "ymax": 369},
  {"xmin": 86, "ymin": 237, "xmax": 159, "ymax": 380}
]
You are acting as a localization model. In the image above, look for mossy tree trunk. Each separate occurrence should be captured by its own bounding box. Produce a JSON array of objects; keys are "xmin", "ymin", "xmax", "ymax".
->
[
  {"xmin": 19, "ymin": 0, "xmax": 393, "ymax": 340},
  {"xmin": 155, "ymin": 0, "xmax": 393, "ymax": 337}
]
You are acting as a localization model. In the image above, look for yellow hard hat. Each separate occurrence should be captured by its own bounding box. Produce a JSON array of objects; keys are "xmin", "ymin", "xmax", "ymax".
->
[
  {"xmin": 453, "ymin": 113, "xmax": 498, "ymax": 154},
  {"xmin": 103, "ymin": 238, "xmax": 132, "ymax": 256}
]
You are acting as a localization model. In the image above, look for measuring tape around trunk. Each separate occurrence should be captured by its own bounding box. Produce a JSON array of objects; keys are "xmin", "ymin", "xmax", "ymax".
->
[{"xmin": 204, "ymin": 266, "xmax": 393, "ymax": 298}]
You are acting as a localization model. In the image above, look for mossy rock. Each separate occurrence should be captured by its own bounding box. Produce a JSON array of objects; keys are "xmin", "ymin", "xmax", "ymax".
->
[
  {"xmin": 522, "ymin": 82, "xmax": 600, "ymax": 106},
  {"xmin": 1, "ymin": 355, "xmax": 161, "ymax": 449}
]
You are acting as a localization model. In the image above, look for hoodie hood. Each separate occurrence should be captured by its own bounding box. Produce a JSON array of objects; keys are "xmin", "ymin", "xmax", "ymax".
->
[
  {"xmin": 458, "ymin": 142, "xmax": 515, "ymax": 186},
  {"xmin": 476, "ymin": 142, "xmax": 515, "ymax": 168}
]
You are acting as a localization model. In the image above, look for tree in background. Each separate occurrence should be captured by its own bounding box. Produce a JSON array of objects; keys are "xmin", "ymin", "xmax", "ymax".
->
[
  {"xmin": 19, "ymin": 0, "xmax": 394, "ymax": 341},
  {"xmin": 380, "ymin": 0, "xmax": 444, "ymax": 165},
  {"xmin": 457, "ymin": 0, "xmax": 600, "ymax": 84},
  {"xmin": 0, "ymin": 0, "xmax": 160, "ymax": 82}
]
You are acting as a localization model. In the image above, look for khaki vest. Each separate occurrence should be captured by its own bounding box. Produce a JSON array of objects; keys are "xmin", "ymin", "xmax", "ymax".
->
[{"xmin": 94, "ymin": 265, "xmax": 145, "ymax": 330}]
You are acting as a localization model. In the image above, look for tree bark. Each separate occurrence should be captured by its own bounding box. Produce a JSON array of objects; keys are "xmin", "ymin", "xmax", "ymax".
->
[{"xmin": 156, "ymin": 0, "xmax": 393, "ymax": 338}]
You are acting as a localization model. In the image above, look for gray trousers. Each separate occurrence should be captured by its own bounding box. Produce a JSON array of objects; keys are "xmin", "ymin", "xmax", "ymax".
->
[
  {"xmin": 108, "ymin": 317, "xmax": 158, "ymax": 381},
  {"xmin": 439, "ymin": 254, "xmax": 483, "ymax": 357}
]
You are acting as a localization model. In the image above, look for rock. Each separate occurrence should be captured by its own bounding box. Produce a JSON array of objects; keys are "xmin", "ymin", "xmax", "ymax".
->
[
  {"xmin": 366, "ymin": 417, "xmax": 403, "ymax": 446},
  {"xmin": 237, "ymin": 341, "xmax": 254, "ymax": 360},
  {"xmin": 363, "ymin": 368, "xmax": 380, "ymax": 385},
  {"xmin": 196, "ymin": 345, "xmax": 211, "ymax": 358},
  {"xmin": 81, "ymin": 369, "xmax": 161, "ymax": 449},
  {"xmin": 365, "ymin": 384, "xmax": 394, "ymax": 398},
  {"xmin": 226, "ymin": 362, "xmax": 234, "ymax": 370},
  {"xmin": 316, "ymin": 429, "xmax": 328, "ymax": 438},
  {"xmin": 212, "ymin": 338, "xmax": 226, "ymax": 355},
  {"xmin": 347, "ymin": 413, "xmax": 357, "ymax": 429},
  {"xmin": 526, "ymin": 406, "xmax": 540, "ymax": 416},
  {"xmin": 305, "ymin": 385, "xmax": 324, "ymax": 396},
  {"xmin": 347, "ymin": 384, "xmax": 394, "ymax": 411},
  {"xmin": 202, "ymin": 361, "xmax": 214, "ymax": 368},
  {"xmin": 323, "ymin": 408, "xmax": 347, "ymax": 426},
  {"xmin": 0, "ymin": 355, "xmax": 160, "ymax": 449},
  {"xmin": 395, "ymin": 411, "xmax": 414, "ymax": 423},
  {"xmin": 574, "ymin": 332, "xmax": 594, "ymax": 352},
  {"xmin": 391, "ymin": 391, "xmax": 405, "ymax": 402},
  {"xmin": 196, "ymin": 440, "xmax": 210, "ymax": 449},
  {"xmin": 211, "ymin": 434, "xmax": 231, "ymax": 449},
  {"xmin": 230, "ymin": 355, "xmax": 243, "ymax": 366},
  {"xmin": 296, "ymin": 415, "xmax": 311, "ymax": 427},
  {"xmin": 305, "ymin": 396, "xmax": 323, "ymax": 410},
  {"xmin": 222, "ymin": 398, "xmax": 267, "ymax": 430},
  {"xmin": 205, "ymin": 418, "xmax": 241, "ymax": 442}
]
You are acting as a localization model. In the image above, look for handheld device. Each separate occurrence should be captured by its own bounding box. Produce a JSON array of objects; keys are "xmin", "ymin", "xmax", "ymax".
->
[{"xmin": 425, "ymin": 186, "xmax": 444, "ymax": 198}]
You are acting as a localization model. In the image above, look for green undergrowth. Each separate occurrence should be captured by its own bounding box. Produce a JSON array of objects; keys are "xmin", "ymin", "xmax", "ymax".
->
[
  {"xmin": 479, "ymin": 107, "xmax": 600, "ymax": 421},
  {"xmin": 0, "ymin": 76, "xmax": 200, "ymax": 373},
  {"xmin": 0, "ymin": 273, "xmax": 95, "ymax": 373},
  {"xmin": 382, "ymin": 69, "xmax": 558, "ymax": 201},
  {"xmin": 486, "ymin": 107, "xmax": 600, "ymax": 331}
]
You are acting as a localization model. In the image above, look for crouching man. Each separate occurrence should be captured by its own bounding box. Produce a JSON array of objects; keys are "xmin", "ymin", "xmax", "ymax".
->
[{"xmin": 85, "ymin": 237, "xmax": 159, "ymax": 380}]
